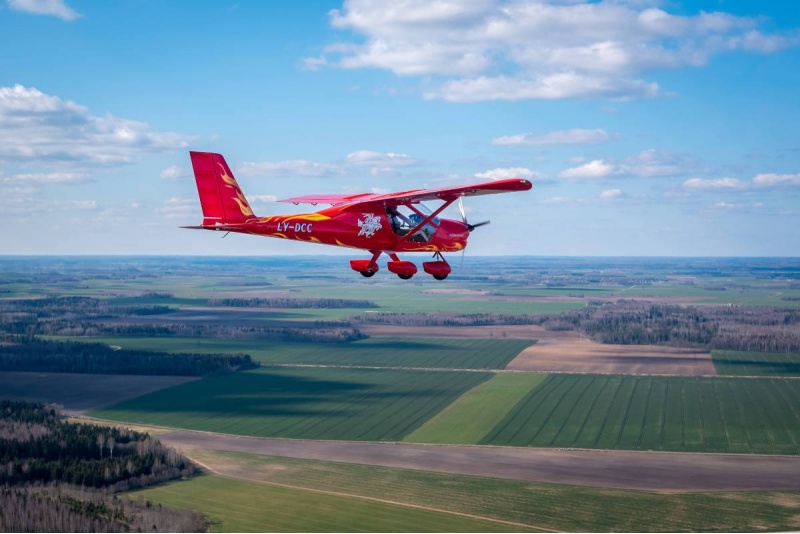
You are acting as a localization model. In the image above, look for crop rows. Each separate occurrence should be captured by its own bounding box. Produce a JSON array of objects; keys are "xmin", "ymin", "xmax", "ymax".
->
[
  {"xmin": 65, "ymin": 336, "xmax": 534, "ymax": 370},
  {"xmin": 93, "ymin": 367, "xmax": 491, "ymax": 441},
  {"xmin": 712, "ymin": 350, "xmax": 800, "ymax": 377},
  {"xmin": 481, "ymin": 375, "xmax": 800, "ymax": 454},
  {"xmin": 255, "ymin": 337, "xmax": 535, "ymax": 369}
]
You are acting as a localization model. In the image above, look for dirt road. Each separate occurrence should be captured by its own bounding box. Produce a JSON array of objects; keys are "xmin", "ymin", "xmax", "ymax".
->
[{"xmin": 160, "ymin": 430, "xmax": 800, "ymax": 491}]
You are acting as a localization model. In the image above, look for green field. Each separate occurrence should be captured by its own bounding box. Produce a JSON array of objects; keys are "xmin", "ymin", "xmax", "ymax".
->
[
  {"xmin": 481, "ymin": 375, "xmax": 800, "ymax": 454},
  {"xmin": 58, "ymin": 336, "xmax": 534, "ymax": 370},
  {"xmin": 405, "ymin": 373, "xmax": 547, "ymax": 444},
  {"xmin": 131, "ymin": 474, "xmax": 525, "ymax": 532},
  {"xmin": 158, "ymin": 450, "xmax": 800, "ymax": 532},
  {"xmin": 92, "ymin": 367, "xmax": 491, "ymax": 441},
  {"xmin": 713, "ymin": 350, "xmax": 800, "ymax": 377}
]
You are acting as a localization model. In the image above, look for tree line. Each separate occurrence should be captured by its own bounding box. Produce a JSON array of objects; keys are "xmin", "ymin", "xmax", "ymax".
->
[
  {"xmin": 535, "ymin": 300, "xmax": 800, "ymax": 353},
  {"xmin": 1, "ymin": 296, "xmax": 368, "ymax": 343},
  {"xmin": 351, "ymin": 312, "xmax": 539, "ymax": 326},
  {"xmin": 0, "ymin": 401, "xmax": 205, "ymax": 532},
  {"xmin": 0, "ymin": 335, "xmax": 257, "ymax": 375},
  {"xmin": 208, "ymin": 297, "xmax": 378, "ymax": 308}
]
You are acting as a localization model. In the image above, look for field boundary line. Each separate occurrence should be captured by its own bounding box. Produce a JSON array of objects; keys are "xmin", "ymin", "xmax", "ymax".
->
[
  {"xmin": 257, "ymin": 363, "xmax": 800, "ymax": 379},
  {"xmin": 185, "ymin": 454, "xmax": 561, "ymax": 533}
]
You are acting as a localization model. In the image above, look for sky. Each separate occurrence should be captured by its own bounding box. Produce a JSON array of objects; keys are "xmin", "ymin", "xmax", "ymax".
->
[{"xmin": 1, "ymin": 0, "xmax": 799, "ymax": 257}]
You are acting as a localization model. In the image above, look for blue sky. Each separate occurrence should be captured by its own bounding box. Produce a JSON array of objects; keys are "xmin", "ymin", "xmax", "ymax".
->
[{"xmin": 1, "ymin": 0, "xmax": 799, "ymax": 256}]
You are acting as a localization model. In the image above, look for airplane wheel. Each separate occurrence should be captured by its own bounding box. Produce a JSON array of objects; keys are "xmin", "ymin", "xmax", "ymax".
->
[
  {"xmin": 360, "ymin": 270, "xmax": 376, "ymax": 278},
  {"xmin": 397, "ymin": 274, "xmax": 413, "ymax": 280},
  {"xmin": 433, "ymin": 274, "xmax": 448, "ymax": 280}
]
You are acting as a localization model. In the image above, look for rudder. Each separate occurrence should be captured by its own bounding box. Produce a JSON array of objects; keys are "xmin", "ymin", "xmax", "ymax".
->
[{"xmin": 189, "ymin": 151, "xmax": 255, "ymax": 225}]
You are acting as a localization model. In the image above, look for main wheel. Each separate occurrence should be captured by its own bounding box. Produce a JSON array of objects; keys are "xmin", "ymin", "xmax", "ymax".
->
[
  {"xmin": 360, "ymin": 270, "xmax": 376, "ymax": 278},
  {"xmin": 433, "ymin": 274, "xmax": 448, "ymax": 280},
  {"xmin": 397, "ymin": 273, "xmax": 413, "ymax": 280}
]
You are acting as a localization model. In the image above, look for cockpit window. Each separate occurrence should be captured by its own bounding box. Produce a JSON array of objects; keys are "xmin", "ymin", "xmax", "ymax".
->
[{"xmin": 387, "ymin": 206, "xmax": 439, "ymax": 242}]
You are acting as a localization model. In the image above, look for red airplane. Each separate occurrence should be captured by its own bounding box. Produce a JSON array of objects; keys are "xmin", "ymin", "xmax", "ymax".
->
[{"xmin": 183, "ymin": 151, "xmax": 532, "ymax": 280}]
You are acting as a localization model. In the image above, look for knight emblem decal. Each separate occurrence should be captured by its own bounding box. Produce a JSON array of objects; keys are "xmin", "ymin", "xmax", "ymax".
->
[{"xmin": 357, "ymin": 213, "xmax": 383, "ymax": 238}]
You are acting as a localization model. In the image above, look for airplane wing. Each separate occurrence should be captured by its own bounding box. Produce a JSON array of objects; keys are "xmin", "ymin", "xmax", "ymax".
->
[{"xmin": 278, "ymin": 178, "xmax": 532, "ymax": 207}]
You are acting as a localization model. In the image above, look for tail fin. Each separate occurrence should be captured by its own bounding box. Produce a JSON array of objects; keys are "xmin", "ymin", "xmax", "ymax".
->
[{"xmin": 188, "ymin": 151, "xmax": 256, "ymax": 226}]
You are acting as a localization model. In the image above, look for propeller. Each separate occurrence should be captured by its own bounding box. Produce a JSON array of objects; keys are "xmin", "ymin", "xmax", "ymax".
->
[
  {"xmin": 457, "ymin": 197, "xmax": 490, "ymax": 270},
  {"xmin": 458, "ymin": 197, "xmax": 490, "ymax": 232}
]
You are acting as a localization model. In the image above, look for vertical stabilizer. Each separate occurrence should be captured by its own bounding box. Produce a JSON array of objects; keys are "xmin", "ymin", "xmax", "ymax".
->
[{"xmin": 189, "ymin": 151, "xmax": 255, "ymax": 225}]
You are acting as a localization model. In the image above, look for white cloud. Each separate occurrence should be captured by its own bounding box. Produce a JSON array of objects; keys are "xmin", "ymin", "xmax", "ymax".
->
[
  {"xmin": 238, "ymin": 150, "xmax": 419, "ymax": 178},
  {"xmin": 346, "ymin": 150, "xmax": 417, "ymax": 166},
  {"xmin": 683, "ymin": 177, "xmax": 748, "ymax": 190},
  {"xmin": 312, "ymin": 0, "xmax": 797, "ymax": 102},
  {"xmin": 600, "ymin": 188, "xmax": 623, "ymax": 199},
  {"xmin": 160, "ymin": 165, "xmax": 189, "ymax": 180},
  {"xmin": 0, "ymin": 85, "xmax": 191, "ymax": 165},
  {"xmin": 4, "ymin": 172, "xmax": 90, "ymax": 184},
  {"xmin": 49, "ymin": 199, "xmax": 96, "ymax": 210},
  {"xmin": 157, "ymin": 197, "xmax": 197, "ymax": 220},
  {"xmin": 248, "ymin": 194, "xmax": 278, "ymax": 203},
  {"xmin": 493, "ymin": 128, "xmax": 613, "ymax": 146},
  {"xmin": 426, "ymin": 74, "xmax": 660, "ymax": 102},
  {"xmin": 7, "ymin": 0, "xmax": 80, "ymax": 21},
  {"xmin": 752, "ymin": 173, "xmax": 800, "ymax": 187},
  {"xmin": 238, "ymin": 160, "xmax": 343, "ymax": 178},
  {"xmin": 560, "ymin": 149, "xmax": 695, "ymax": 179},
  {"xmin": 559, "ymin": 159, "xmax": 617, "ymax": 179},
  {"xmin": 345, "ymin": 150, "xmax": 418, "ymax": 175},
  {"xmin": 474, "ymin": 167, "xmax": 542, "ymax": 181},
  {"xmin": 540, "ymin": 196, "xmax": 574, "ymax": 204}
]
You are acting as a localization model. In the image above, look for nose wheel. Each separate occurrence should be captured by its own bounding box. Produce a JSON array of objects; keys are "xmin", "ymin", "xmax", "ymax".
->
[{"xmin": 423, "ymin": 252, "xmax": 451, "ymax": 280}]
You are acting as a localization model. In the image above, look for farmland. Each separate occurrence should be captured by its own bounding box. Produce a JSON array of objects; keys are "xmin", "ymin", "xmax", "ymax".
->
[
  {"xmin": 131, "ymin": 474, "xmax": 525, "ymax": 533},
  {"xmin": 405, "ymin": 373, "xmax": 547, "ymax": 444},
  {"xmin": 55, "ymin": 335, "xmax": 534, "ymax": 370},
  {"xmin": 5, "ymin": 256, "xmax": 800, "ymax": 531},
  {"xmin": 162, "ymin": 449, "xmax": 800, "ymax": 533},
  {"xmin": 713, "ymin": 350, "xmax": 800, "ymax": 377},
  {"xmin": 92, "ymin": 367, "xmax": 491, "ymax": 441},
  {"xmin": 481, "ymin": 375, "xmax": 800, "ymax": 454},
  {"xmin": 0, "ymin": 371, "xmax": 196, "ymax": 412}
]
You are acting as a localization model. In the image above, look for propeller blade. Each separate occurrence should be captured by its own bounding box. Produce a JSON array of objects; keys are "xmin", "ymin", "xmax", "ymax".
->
[
  {"xmin": 458, "ymin": 197, "xmax": 467, "ymax": 223},
  {"xmin": 467, "ymin": 220, "xmax": 490, "ymax": 232}
]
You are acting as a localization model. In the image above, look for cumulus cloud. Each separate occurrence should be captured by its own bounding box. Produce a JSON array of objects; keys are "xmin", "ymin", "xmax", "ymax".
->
[
  {"xmin": 345, "ymin": 150, "xmax": 418, "ymax": 175},
  {"xmin": 248, "ymin": 194, "xmax": 278, "ymax": 203},
  {"xmin": 311, "ymin": 0, "xmax": 798, "ymax": 101},
  {"xmin": 559, "ymin": 159, "xmax": 617, "ymax": 179},
  {"xmin": 157, "ymin": 197, "xmax": 197, "ymax": 220},
  {"xmin": 3, "ymin": 172, "xmax": 90, "ymax": 184},
  {"xmin": 752, "ymin": 173, "xmax": 800, "ymax": 187},
  {"xmin": 683, "ymin": 177, "xmax": 748, "ymax": 190},
  {"xmin": 238, "ymin": 150, "xmax": 419, "ymax": 178},
  {"xmin": 160, "ymin": 165, "xmax": 189, "ymax": 180},
  {"xmin": 475, "ymin": 167, "xmax": 542, "ymax": 181},
  {"xmin": 559, "ymin": 149, "xmax": 695, "ymax": 179},
  {"xmin": 0, "ymin": 85, "xmax": 191, "ymax": 165},
  {"xmin": 237, "ymin": 160, "xmax": 343, "ymax": 178},
  {"xmin": 7, "ymin": 0, "xmax": 80, "ymax": 21},
  {"xmin": 493, "ymin": 128, "xmax": 613, "ymax": 146},
  {"xmin": 600, "ymin": 188, "xmax": 623, "ymax": 199}
]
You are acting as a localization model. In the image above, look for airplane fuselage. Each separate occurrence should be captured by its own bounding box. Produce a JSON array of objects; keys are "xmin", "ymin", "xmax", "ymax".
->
[{"xmin": 211, "ymin": 207, "xmax": 470, "ymax": 253}]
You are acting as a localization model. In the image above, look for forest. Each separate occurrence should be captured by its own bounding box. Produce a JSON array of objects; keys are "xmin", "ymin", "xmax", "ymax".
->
[
  {"xmin": 351, "ymin": 312, "xmax": 539, "ymax": 326},
  {"xmin": 0, "ymin": 401, "xmax": 205, "ymax": 532},
  {"xmin": 536, "ymin": 300, "xmax": 800, "ymax": 352},
  {"xmin": 0, "ymin": 295, "xmax": 367, "ymax": 342},
  {"xmin": 0, "ymin": 335, "xmax": 257, "ymax": 375},
  {"xmin": 207, "ymin": 297, "xmax": 378, "ymax": 308}
]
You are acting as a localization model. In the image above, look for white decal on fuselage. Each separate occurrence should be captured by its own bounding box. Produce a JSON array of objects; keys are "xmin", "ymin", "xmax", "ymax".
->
[
  {"xmin": 357, "ymin": 213, "xmax": 382, "ymax": 238},
  {"xmin": 277, "ymin": 221, "xmax": 313, "ymax": 233}
]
